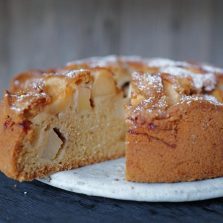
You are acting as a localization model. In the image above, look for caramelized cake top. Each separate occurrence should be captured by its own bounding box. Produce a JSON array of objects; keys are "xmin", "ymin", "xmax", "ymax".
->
[{"xmin": 4, "ymin": 56, "xmax": 223, "ymax": 122}]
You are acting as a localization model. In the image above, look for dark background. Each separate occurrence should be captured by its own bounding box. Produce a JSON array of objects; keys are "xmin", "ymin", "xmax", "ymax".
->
[{"xmin": 0, "ymin": 0, "xmax": 223, "ymax": 92}]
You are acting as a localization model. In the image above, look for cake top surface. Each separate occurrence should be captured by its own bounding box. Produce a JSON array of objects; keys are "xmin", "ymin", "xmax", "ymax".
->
[
  {"xmin": 3, "ymin": 56, "xmax": 223, "ymax": 119},
  {"xmin": 126, "ymin": 57, "xmax": 223, "ymax": 126}
]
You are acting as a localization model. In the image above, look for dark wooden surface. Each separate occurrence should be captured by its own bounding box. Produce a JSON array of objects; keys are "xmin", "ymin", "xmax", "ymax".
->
[{"xmin": 0, "ymin": 172, "xmax": 223, "ymax": 223}]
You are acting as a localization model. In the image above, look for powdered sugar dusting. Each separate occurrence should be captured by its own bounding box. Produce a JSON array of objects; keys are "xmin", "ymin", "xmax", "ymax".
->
[
  {"xmin": 145, "ymin": 74, "xmax": 163, "ymax": 93},
  {"xmin": 201, "ymin": 64, "xmax": 223, "ymax": 74},
  {"xmin": 180, "ymin": 95, "xmax": 223, "ymax": 106},
  {"xmin": 60, "ymin": 69, "xmax": 88, "ymax": 78},
  {"xmin": 161, "ymin": 66, "xmax": 192, "ymax": 77},
  {"xmin": 147, "ymin": 58, "xmax": 189, "ymax": 68},
  {"xmin": 68, "ymin": 55, "xmax": 144, "ymax": 67},
  {"xmin": 156, "ymin": 95, "xmax": 168, "ymax": 109},
  {"xmin": 147, "ymin": 58, "xmax": 176, "ymax": 67},
  {"xmin": 161, "ymin": 66, "xmax": 216, "ymax": 91},
  {"xmin": 196, "ymin": 73, "xmax": 217, "ymax": 91},
  {"xmin": 87, "ymin": 55, "xmax": 119, "ymax": 67},
  {"xmin": 67, "ymin": 55, "xmax": 119, "ymax": 67},
  {"xmin": 132, "ymin": 72, "xmax": 163, "ymax": 96}
]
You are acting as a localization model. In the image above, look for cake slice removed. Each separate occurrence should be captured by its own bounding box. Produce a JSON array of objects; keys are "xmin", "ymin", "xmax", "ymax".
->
[
  {"xmin": 0, "ymin": 67, "xmax": 128, "ymax": 181},
  {"xmin": 2, "ymin": 56, "xmax": 223, "ymax": 183},
  {"xmin": 0, "ymin": 55, "xmax": 148, "ymax": 181}
]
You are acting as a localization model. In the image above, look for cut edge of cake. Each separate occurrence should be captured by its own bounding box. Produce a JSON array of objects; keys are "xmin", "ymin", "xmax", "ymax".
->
[
  {"xmin": 1, "ymin": 55, "xmax": 223, "ymax": 183},
  {"xmin": 0, "ymin": 66, "xmax": 129, "ymax": 181}
]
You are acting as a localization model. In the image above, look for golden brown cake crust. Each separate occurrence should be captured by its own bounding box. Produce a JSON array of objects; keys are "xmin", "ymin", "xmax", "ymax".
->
[
  {"xmin": 126, "ymin": 101, "xmax": 223, "ymax": 182},
  {"xmin": 0, "ymin": 89, "xmax": 49, "ymax": 180},
  {"xmin": 1, "ymin": 56, "xmax": 223, "ymax": 182},
  {"xmin": 126, "ymin": 58, "xmax": 223, "ymax": 183}
]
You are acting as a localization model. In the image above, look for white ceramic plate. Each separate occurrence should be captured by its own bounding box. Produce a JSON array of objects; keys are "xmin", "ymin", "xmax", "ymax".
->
[{"xmin": 39, "ymin": 158, "xmax": 223, "ymax": 202}]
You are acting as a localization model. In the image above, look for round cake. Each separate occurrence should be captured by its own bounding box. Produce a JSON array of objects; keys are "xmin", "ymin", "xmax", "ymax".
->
[{"xmin": 0, "ymin": 56, "xmax": 222, "ymax": 183}]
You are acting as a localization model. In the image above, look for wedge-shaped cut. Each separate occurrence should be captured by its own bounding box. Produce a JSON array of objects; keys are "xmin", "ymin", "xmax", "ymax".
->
[{"xmin": 0, "ymin": 68, "xmax": 126, "ymax": 181}]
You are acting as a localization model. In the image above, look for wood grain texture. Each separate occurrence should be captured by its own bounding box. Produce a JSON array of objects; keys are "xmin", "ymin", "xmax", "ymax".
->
[
  {"xmin": 0, "ymin": 0, "xmax": 10, "ymax": 93},
  {"xmin": 1, "ymin": 172, "xmax": 223, "ymax": 223},
  {"xmin": 210, "ymin": 0, "xmax": 223, "ymax": 66},
  {"xmin": 0, "ymin": 0, "xmax": 223, "ymax": 93},
  {"xmin": 119, "ymin": 0, "xmax": 174, "ymax": 57},
  {"xmin": 171, "ymin": 0, "xmax": 212, "ymax": 62}
]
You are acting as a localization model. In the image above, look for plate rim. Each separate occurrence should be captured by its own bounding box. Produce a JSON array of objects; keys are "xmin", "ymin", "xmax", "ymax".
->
[{"xmin": 38, "ymin": 158, "xmax": 223, "ymax": 202}]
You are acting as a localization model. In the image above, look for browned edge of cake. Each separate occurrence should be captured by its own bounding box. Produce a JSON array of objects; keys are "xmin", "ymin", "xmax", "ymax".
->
[{"xmin": 126, "ymin": 59, "xmax": 223, "ymax": 183}]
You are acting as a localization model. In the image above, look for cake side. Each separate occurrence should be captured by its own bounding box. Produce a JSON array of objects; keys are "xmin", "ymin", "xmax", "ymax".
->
[
  {"xmin": 126, "ymin": 60, "xmax": 223, "ymax": 183},
  {"xmin": 126, "ymin": 101, "xmax": 223, "ymax": 182}
]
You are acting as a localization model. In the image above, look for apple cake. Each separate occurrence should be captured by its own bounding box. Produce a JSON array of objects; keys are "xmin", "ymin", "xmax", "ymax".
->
[
  {"xmin": 0, "ymin": 56, "xmax": 146, "ymax": 181},
  {"xmin": 0, "ymin": 56, "xmax": 223, "ymax": 183}
]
